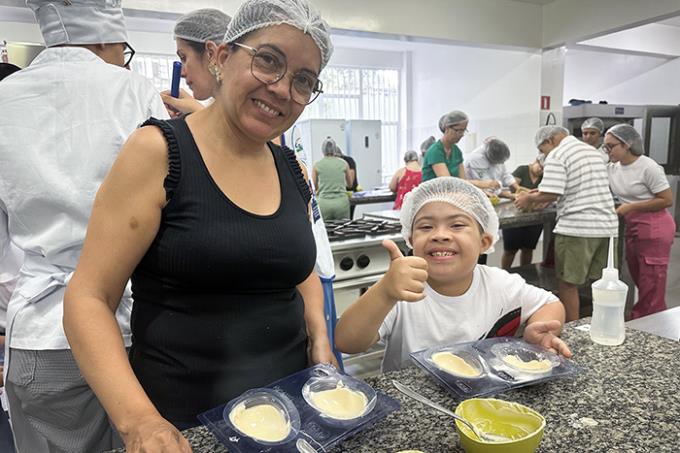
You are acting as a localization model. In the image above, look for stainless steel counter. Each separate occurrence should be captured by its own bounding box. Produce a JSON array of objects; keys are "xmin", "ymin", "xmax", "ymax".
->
[{"xmin": 626, "ymin": 306, "xmax": 680, "ymax": 341}]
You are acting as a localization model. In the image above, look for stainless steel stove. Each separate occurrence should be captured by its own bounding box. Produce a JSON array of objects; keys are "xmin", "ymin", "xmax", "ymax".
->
[{"xmin": 326, "ymin": 218, "xmax": 406, "ymax": 289}]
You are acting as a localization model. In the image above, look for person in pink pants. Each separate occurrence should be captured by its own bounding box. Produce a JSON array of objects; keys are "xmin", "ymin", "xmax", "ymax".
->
[{"xmin": 605, "ymin": 124, "xmax": 675, "ymax": 319}]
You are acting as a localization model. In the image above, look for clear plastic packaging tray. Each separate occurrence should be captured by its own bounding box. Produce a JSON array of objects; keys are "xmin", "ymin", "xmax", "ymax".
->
[
  {"xmin": 410, "ymin": 337, "xmax": 582, "ymax": 399},
  {"xmin": 198, "ymin": 364, "xmax": 399, "ymax": 452}
]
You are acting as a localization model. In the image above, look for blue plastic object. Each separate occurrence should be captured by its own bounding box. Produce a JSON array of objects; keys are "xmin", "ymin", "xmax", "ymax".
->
[{"xmin": 171, "ymin": 61, "xmax": 182, "ymax": 98}]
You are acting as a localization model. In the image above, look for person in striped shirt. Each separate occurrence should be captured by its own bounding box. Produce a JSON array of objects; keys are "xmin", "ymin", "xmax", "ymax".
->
[{"xmin": 515, "ymin": 126, "xmax": 618, "ymax": 321}]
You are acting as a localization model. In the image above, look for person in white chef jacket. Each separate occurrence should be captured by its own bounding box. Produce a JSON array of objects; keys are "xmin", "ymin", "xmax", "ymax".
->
[{"xmin": 0, "ymin": 1, "xmax": 168, "ymax": 452}]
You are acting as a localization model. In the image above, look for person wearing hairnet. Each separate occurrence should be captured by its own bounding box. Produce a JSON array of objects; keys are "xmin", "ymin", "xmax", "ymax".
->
[
  {"xmin": 335, "ymin": 177, "xmax": 571, "ymax": 372},
  {"xmin": 515, "ymin": 126, "xmax": 618, "ymax": 321},
  {"xmin": 161, "ymin": 9, "xmax": 231, "ymax": 117},
  {"xmin": 501, "ymin": 155, "xmax": 544, "ymax": 269},
  {"xmin": 581, "ymin": 117, "xmax": 608, "ymax": 162},
  {"xmin": 419, "ymin": 135, "xmax": 436, "ymax": 163},
  {"xmin": 604, "ymin": 124, "xmax": 675, "ymax": 319},
  {"xmin": 313, "ymin": 137, "xmax": 352, "ymax": 220},
  {"xmin": 422, "ymin": 111, "xmax": 501, "ymax": 191},
  {"xmin": 0, "ymin": 1, "xmax": 168, "ymax": 451},
  {"xmin": 64, "ymin": 1, "xmax": 336, "ymax": 450},
  {"xmin": 389, "ymin": 150, "xmax": 422, "ymax": 209},
  {"xmin": 464, "ymin": 137, "xmax": 519, "ymax": 200}
]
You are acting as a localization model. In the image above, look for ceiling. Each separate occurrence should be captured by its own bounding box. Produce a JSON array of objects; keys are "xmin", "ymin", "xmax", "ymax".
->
[
  {"xmin": 507, "ymin": 0, "xmax": 556, "ymax": 5},
  {"xmin": 659, "ymin": 16, "xmax": 680, "ymax": 28}
]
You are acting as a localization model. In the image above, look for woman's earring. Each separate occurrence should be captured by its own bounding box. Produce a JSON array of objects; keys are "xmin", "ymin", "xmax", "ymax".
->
[{"xmin": 208, "ymin": 63, "xmax": 222, "ymax": 83}]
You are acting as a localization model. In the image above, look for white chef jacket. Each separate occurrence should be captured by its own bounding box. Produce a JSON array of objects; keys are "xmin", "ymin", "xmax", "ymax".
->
[
  {"xmin": 464, "ymin": 147, "xmax": 516, "ymax": 192},
  {"xmin": 0, "ymin": 47, "xmax": 168, "ymax": 351},
  {"xmin": 0, "ymin": 206, "xmax": 23, "ymax": 331}
]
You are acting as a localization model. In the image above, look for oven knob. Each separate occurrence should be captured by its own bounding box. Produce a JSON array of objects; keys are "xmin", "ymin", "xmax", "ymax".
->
[
  {"xmin": 339, "ymin": 257, "xmax": 354, "ymax": 271},
  {"xmin": 356, "ymin": 255, "xmax": 370, "ymax": 269}
]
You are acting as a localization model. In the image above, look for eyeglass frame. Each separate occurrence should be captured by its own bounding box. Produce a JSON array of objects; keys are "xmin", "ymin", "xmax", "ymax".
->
[
  {"xmin": 602, "ymin": 141, "xmax": 624, "ymax": 153},
  {"xmin": 448, "ymin": 126, "xmax": 469, "ymax": 135},
  {"xmin": 123, "ymin": 42, "xmax": 135, "ymax": 67},
  {"xmin": 231, "ymin": 42, "xmax": 324, "ymax": 105}
]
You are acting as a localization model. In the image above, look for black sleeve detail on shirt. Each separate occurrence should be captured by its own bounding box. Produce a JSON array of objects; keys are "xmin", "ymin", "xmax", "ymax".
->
[
  {"xmin": 482, "ymin": 307, "xmax": 522, "ymax": 339},
  {"xmin": 278, "ymin": 143, "xmax": 311, "ymax": 206},
  {"xmin": 140, "ymin": 117, "xmax": 181, "ymax": 202}
]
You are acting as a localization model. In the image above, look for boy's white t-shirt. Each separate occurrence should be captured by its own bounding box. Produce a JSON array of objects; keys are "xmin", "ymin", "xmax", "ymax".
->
[{"xmin": 378, "ymin": 265, "xmax": 558, "ymax": 372}]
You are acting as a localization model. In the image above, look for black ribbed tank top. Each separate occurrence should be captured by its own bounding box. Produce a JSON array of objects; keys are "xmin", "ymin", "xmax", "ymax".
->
[{"xmin": 130, "ymin": 117, "xmax": 316, "ymax": 425}]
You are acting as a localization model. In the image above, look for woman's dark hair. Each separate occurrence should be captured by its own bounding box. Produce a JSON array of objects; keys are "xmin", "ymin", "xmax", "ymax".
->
[
  {"xmin": 180, "ymin": 39, "xmax": 206, "ymax": 55},
  {"xmin": 0, "ymin": 63, "xmax": 21, "ymax": 82}
]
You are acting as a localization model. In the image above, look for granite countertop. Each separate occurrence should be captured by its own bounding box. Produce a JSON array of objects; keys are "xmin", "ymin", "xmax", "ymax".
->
[
  {"xmin": 110, "ymin": 318, "xmax": 680, "ymax": 452},
  {"xmin": 495, "ymin": 201, "xmax": 556, "ymax": 229}
]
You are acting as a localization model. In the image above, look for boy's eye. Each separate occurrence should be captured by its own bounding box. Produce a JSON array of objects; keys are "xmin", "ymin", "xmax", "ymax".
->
[
  {"xmin": 451, "ymin": 223, "xmax": 467, "ymax": 229},
  {"xmin": 417, "ymin": 225, "xmax": 432, "ymax": 231}
]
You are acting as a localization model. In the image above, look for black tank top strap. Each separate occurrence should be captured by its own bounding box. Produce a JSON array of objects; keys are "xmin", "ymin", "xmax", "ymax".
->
[
  {"xmin": 140, "ymin": 117, "xmax": 181, "ymax": 201},
  {"xmin": 277, "ymin": 143, "xmax": 311, "ymax": 206}
]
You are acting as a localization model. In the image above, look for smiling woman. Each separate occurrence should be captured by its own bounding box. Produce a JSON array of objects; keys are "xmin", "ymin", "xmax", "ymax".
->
[{"xmin": 63, "ymin": 1, "xmax": 336, "ymax": 452}]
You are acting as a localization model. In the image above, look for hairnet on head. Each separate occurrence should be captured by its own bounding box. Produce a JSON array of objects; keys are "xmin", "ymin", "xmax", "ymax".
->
[
  {"xmin": 484, "ymin": 138, "xmax": 510, "ymax": 164},
  {"xmin": 175, "ymin": 9, "xmax": 231, "ymax": 43},
  {"xmin": 438, "ymin": 110, "xmax": 469, "ymax": 133},
  {"xmin": 223, "ymin": 0, "xmax": 333, "ymax": 70},
  {"xmin": 27, "ymin": 0, "xmax": 127, "ymax": 47},
  {"xmin": 420, "ymin": 136, "xmax": 436, "ymax": 153},
  {"xmin": 399, "ymin": 177, "xmax": 500, "ymax": 253},
  {"xmin": 534, "ymin": 126, "xmax": 569, "ymax": 148},
  {"xmin": 321, "ymin": 136, "xmax": 337, "ymax": 156},
  {"xmin": 404, "ymin": 151, "xmax": 419, "ymax": 163},
  {"xmin": 607, "ymin": 124, "xmax": 644, "ymax": 156},
  {"xmin": 581, "ymin": 117, "xmax": 604, "ymax": 133}
]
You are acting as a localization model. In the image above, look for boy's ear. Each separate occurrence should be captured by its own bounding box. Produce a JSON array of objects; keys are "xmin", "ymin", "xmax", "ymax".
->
[{"xmin": 479, "ymin": 232, "xmax": 494, "ymax": 253}]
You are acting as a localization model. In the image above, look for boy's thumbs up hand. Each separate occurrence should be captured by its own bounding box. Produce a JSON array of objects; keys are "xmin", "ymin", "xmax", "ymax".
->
[{"xmin": 380, "ymin": 240, "xmax": 428, "ymax": 302}]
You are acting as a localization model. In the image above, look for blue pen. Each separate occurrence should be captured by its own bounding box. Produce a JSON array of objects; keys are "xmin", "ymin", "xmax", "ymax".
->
[{"xmin": 171, "ymin": 61, "xmax": 182, "ymax": 98}]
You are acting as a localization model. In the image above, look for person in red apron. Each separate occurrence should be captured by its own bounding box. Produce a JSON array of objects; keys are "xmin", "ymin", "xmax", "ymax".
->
[
  {"xmin": 604, "ymin": 124, "xmax": 675, "ymax": 319},
  {"xmin": 390, "ymin": 150, "xmax": 422, "ymax": 209}
]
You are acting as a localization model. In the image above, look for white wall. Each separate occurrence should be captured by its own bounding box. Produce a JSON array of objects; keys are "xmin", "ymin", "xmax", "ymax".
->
[
  {"xmin": 409, "ymin": 42, "xmax": 542, "ymax": 172},
  {"xmin": 564, "ymin": 48, "xmax": 680, "ymax": 105}
]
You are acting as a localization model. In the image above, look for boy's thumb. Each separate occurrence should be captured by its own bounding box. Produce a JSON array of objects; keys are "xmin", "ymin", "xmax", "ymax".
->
[{"xmin": 382, "ymin": 239, "xmax": 404, "ymax": 261}]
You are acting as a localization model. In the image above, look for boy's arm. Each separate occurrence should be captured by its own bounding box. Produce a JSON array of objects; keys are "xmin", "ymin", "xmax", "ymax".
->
[
  {"xmin": 335, "ymin": 240, "xmax": 428, "ymax": 354},
  {"xmin": 524, "ymin": 301, "xmax": 572, "ymax": 357}
]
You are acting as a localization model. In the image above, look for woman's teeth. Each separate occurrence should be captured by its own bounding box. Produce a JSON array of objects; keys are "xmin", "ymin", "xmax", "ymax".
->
[{"xmin": 254, "ymin": 99, "xmax": 280, "ymax": 116}]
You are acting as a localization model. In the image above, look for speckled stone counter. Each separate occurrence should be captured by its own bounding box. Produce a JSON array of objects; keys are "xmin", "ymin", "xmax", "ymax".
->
[
  {"xmin": 109, "ymin": 319, "xmax": 680, "ymax": 452},
  {"xmin": 494, "ymin": 201, "xmax": 556, "ymax": 230}
]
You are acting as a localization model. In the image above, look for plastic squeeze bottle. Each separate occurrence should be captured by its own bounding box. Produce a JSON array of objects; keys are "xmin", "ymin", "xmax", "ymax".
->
[{"xmin": 589, "ymin": 237, "xmax": 628, "ymax": 346}]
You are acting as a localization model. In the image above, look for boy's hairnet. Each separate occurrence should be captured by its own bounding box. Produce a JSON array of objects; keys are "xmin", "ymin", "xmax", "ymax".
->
[
  {"xmin": 321, "ymin": 136, "xmax": 337, "ymax": 156},
  {"xmin": 400, "ymin": 177, "xmax": 499, "ymax": 253},
  {"xmin": 607, "ymin": 124, "xmax": 644, "ymax": 156},
  {"xmin": 534, "ymin": 126, "xmax": 569, "ymax": 148},
  {"xmin": 581, "ymin": 117, "xmax": 604, "ymax": 133},
  {"xmin": 174, "ymin": 9, "xmax": 231, "ymax": 44},
  {"xmin": 420, "ymin": 136, "xmax": 436, "ymax": 153},
  {"xmin": 484, "ymin": 138, "xmax": 510, "ymax": 164},
  {"xmin": 404, "ymin": 151, "xmax": 419, "ymax": 163},
  {"xmin": 223, "ymin": 0, "xmax": 333, "ymax": 70},
  {"xmin": 438, "ymin": 110, "xmax": 469, "ymax": 133}
]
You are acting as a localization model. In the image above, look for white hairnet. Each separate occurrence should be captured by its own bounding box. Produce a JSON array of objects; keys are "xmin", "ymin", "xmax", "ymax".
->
[
  {"xmin": 534, "ymin": 126, "xmax": 569, "ymax": 148},
  {"xmin": 484, "ymin": 138, "xmax": 510, "ymax": 164},
  {"xmin": 607, "ymin": 124, "xmax": 644, "ymax": 156},
  {"xmin": 321, "ymin": 136, "xmax": 337, "ymax": 156},
  {"xmin": 175, "ymin": 9, "xmax": 231, "ymax": 44},
  {"xmin": 27, "ymin": 0, "xmax": 127, "ymax": 47},
  {"xmin": 400, "ymin": 177, "xmax": 499, "ymax": 253},
  {"xmin": 438, "ymin": 110, "xmax": 469, "ymax": 133},
  {"xmin": 404, "ymin": 151, "xmax": 419, "ymax": 163},
  {"xmin": 223, "ymin": 0, "xmax": 333, "ymax": 70},
  {"xmin": 581, "ymin": 117, "xmax": 604, "ymax": 133},
  {"xmin": 420, "ymin": 136, "xmax": 436, "ymax": 153}
]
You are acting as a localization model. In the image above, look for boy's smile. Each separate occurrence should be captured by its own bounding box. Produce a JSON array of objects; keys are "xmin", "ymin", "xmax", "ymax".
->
[{"xmin": 410, "ymin": 201, "xmax": 492, "ymax": 295}]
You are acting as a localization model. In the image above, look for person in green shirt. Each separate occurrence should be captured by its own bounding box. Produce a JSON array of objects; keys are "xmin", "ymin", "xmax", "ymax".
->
[
  {"xmin": 422, "ymin": 111, "xmax": 468, "ymax": 182},
  {"xmin": 313, "ymin": 137, "xmax": 352, "ymax": 220}
]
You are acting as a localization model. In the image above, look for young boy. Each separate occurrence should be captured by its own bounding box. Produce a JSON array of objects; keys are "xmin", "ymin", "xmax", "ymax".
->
[{"xmin": 335, "ymin": 177, "xmax": 572, "ymax": 372}]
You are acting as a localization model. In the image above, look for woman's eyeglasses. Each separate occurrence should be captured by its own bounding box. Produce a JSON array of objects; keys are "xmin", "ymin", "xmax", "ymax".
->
[{"xmin": 232, "ymin": 42, "xmax": 323, "ymax": 105}]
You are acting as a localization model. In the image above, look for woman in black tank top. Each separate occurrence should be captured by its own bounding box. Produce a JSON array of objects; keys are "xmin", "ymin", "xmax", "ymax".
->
[{"xmin": 64, "ymin": 1, "xmax": 336, "ymax": 450}]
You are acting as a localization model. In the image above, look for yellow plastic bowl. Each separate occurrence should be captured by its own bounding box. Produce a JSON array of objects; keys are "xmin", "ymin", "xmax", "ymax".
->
[{"xmin": 454, "ymin": 398, "xmax": 545, "ymax": 453}]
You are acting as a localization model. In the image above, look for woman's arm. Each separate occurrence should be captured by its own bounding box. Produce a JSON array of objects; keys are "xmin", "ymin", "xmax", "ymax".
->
[
  {"xmin": 388, "ymin": 168, "xmax": 404, "ymax": 193},
  {"xmin": 63, "ymin": 127, "xmax": 191, "ymax": 452},
  {"xmin": 617, "ymin": 188, "xmax": 673, "ymax": 216},
  {"xmin": 312, "ymin": 166, "xmax": 319, "ymax": 190},
  {"xmin": 297, "ymin": 271, "xmax": 337, "ymax": 366},
  {"xmin": 432, "ymin": 163, "xmax": 451, "ymax": 177},
  {"xmin": 344, "ymin": 161, "xmax": 352, "ymax": 188}
]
